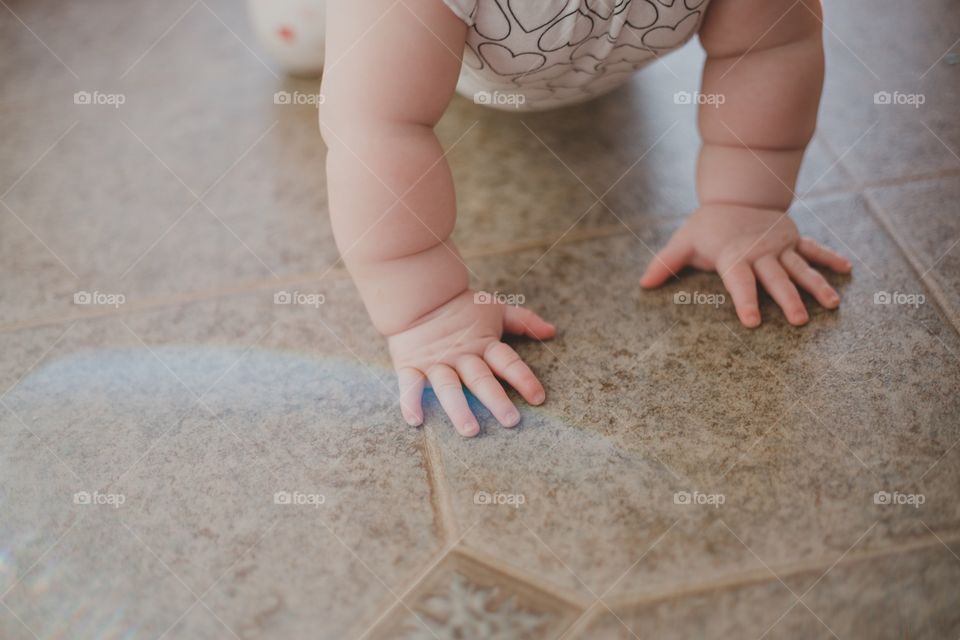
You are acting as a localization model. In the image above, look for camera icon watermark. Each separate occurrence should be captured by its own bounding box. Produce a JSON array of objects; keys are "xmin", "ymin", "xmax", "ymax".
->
[
  {"xmin": 274, "ymin": 490, "xmax": 325, "ymax": 508},
  {"xmin": 873, "ymin": 290, "xmax": 925, "ymax": 308},
  {"xmin": 473, "ymin": 490, "xmax": 526, "ymax": 509},
  {"xmin": 73, "ymin": 490, "xmax": 126, "ymax": 508},
  {"xmin": 74, "ymin": 90, "xmax": 126, "ymax": 109},
  {"xmin": 873, "ymin": 90, "xmax": 925, "ymax": 108},
  {"xmin": 873, "ymin": 490, "xmax": 924, "ymax": 508},
  {"xmin": 473, "ymin": 290, "xmax": 526, "ymax": 306},
  {"xmin": 673, "ymin": 291, "xmax": 725, "ymax": 307},
  {"xmin": 73, "ymin": 290, "xmax": 126, "ymax": 308},
  {"xmin": 473, "ymin": 91, "xmax": 526, "ymax": 109},
  {"xmin": 274, "ymin": 290, "xmax": 325, "ymax": 308},
  {"xmin": 673, "ymin": 490, "xmax": 725, "ymax": 508},
  {"xmin": 274, "ymin": 90, "xmax": 325, "ymax": 107},
  {"xmin": 673, "ymin": 91, "xmax": 725, "ymax": 107}
]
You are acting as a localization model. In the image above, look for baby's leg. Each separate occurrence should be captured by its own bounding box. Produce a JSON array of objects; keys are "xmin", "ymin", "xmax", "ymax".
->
[{"xmin": 248, "ymin": 0, "xmax": 326, "ymax": 77}]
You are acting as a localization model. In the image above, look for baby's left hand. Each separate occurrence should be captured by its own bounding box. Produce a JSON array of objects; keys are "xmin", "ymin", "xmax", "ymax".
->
[{"xmin": 640, "ymin": 204, "xmax": 852, "ymax": 327}]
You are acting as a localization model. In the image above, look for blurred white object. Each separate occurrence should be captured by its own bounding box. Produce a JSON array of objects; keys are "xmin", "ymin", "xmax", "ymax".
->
[{"xmin": 248, "ymin": 0, "xmax": 326, "ymax": 77}]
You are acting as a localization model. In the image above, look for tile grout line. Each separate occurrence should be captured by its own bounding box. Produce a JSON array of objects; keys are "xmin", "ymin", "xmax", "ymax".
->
[
  {"xmin": 560, "ymin": 528, "xmax": 960, "ymax": 638},
  {"xmin": 0, "ymin": 225, "xmax": 627, "ymax": 335},
  {"xmin": 421, "ymin": 423, "xmax": 460, "ymax": 543},
  {"xmin": 348, "ymin": 543, "xmax": 458, "ymax": 640},
  {"xmin": 4, "ymin": 168, "xmax": 960, "ymax": 337},
  {"xmin": 0, "ymin": 269, "xmax": 350, "ymax": 334},
  {"xmin": 452, "ymin": 543, "xmax": 593, "ymax": 612},
  {"xmin": 601, "ymin": 528, "xmax": 960, "ymax": 615},
  {"xmin": 861, "ymin": 188, "xmax": 960, "ymax": 337},
  {"xmin": 393, "ymin": 529, "xmax": 960, "ymax": 639}
]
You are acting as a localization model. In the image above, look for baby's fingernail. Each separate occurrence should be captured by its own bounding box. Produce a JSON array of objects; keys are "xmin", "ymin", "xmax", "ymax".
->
[
  {"xmin": 403, "ymin": 411, "xmax": 422, "ymax": 427},
  {"xmin": 532, "ymin": 390, "xmax": 546, "ymax": 405},
  {"xmin": 460, "ymin": 422, "xmax": 479, "ymax": 437},
  {"xmin": 504, "ymin": 409, "xmax": 520, "ymax": 427}
]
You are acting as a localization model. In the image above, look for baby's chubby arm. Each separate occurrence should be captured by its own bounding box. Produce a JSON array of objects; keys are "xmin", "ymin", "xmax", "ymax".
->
[
  {"xmin": 642, "ymin": 0, "xmax": 851, "ymax": 327},
  {"xmin": 321, "ymin": 0, "xmax": 555, "ymax": 436},
  {"xmin": 320, "ymin": 0, "xmax": 467, "ymax": 336}
]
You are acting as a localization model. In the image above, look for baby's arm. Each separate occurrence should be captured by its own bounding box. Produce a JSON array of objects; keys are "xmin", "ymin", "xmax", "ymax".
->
[
  {"xmin": 321, "ymin": 0, "xmax": 467, "ymax": 336},
  {"xmin": 321, "ymin": 0, "xmax": 554, "ymax": 436},
  {"xmin": 642, "ymin": 0, "xmax": 851, "ymax": 327}
]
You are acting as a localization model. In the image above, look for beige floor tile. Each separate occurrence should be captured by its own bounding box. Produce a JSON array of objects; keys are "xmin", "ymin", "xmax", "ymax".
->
[
  {"xmin": 866, "ymin": 175, "xmax": 960, "ymax": 326},
  {"xmin": 578, "ymin": 539, "xmax": 960, "ymax": 639},
  {"xmin": 424, "ymin": 192, "xmax": 960, "ymax": 600},
  {"xmin": 0, "ymin": 283, "xmax": 441, "ymax": 638},
  {"xmin": 0, "ymin": 83, "xmax": 338, "ymax": 329},
  {"xmin": 819, "ymin": 0, "xmax": 960, "ymax": 182},
  {"xmin": 365, "ymin": 549, "xmax": 582, "ymax": 640}
]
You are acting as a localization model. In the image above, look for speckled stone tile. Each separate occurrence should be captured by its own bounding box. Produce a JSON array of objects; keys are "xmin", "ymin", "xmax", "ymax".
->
[
  {"xmin": 440, "ymin": 43, "xmax": 846, "ymax": 252},
  {"xmin": 1, "ymin": 505, "xmax": 198, "ymax": 640},
  {"xmin": 0, "ymin": 0, "xmax": 271, "ymax": 108},
  {"xmin": 578, "ymin": 539, "xmax": 960, "ymax": 639},
  {"xmin": 0, "ymin": 82, "xmax": 340, "ymax": 329},
  {"xmin": 424, "ymin": 191, "xmax": 960, "ymax": 603},
  {"xmin": 819, "ymin": 0, "xmax": 960, "ymax": 182},
  {"xmin": 365, "ymin": 549, "xmax": 581, "ymax": 640},
  {"xmin": 0, "ymin": 0, "xmax": 339, "ymax": 329},
  {"xmin": 866, "ymin": 175, "xmax": 960, "ymax": 326},
  {"xmin": 0, "ymin": 281, "xmax": 444, "ymax": 639}
]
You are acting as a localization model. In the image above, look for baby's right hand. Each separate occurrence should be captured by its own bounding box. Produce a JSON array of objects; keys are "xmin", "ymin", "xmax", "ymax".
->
[{"xmin": 387, "ymin": 290, "xmax": 556, "ymax": 437}]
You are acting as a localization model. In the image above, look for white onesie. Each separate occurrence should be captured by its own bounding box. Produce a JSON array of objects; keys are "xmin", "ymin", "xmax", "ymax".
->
[{"xmin": 441, "ymin": 0, "xmax": 711, "ymax": 111}]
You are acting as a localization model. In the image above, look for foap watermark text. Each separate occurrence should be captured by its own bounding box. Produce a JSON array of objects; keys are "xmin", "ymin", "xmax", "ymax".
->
[
  {"xmin": 874, "ymin": 291, "xmax": 924, "ymax": 308},
  {"xmin": 474, "ymin": 490, "xmax": 525, "ymax": 508},
  {"xmin": 474, "ymin": 91, "xmax": 526, "ymax": 109},
  {"xmin": 274, "ymin": 491, "xmax": 325, "ymax": 508},
  {"xmin": 74, "ymin": 290, "xmax": 125, "ymax": 308},
  {"xmin": 674, "ymin": 490, "xmax": 725, "ymax": 508},
  {"xmin": 275, "ymin": 290, "xmax": 325, "ymax": 308},
  {"xmin": 674, "ymin": 291, "xmax": 725, "ymax": 307}
]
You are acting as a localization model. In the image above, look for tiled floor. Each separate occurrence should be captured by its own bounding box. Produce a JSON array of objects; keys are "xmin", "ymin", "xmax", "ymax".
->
[{"xmin": 1, "ymin": 1, "xmax": 959, "ymax": 639}]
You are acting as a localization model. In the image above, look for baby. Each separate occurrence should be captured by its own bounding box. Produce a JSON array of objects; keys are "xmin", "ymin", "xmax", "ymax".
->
[{"xmin": 295, "ymin": 0, "xmax": 852, "ymax": 437}]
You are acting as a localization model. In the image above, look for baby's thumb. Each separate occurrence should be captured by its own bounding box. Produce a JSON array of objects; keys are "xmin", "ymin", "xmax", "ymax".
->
[{"xmin": 640, "ymin": 236, "xmax": 690, "ymax": 288}]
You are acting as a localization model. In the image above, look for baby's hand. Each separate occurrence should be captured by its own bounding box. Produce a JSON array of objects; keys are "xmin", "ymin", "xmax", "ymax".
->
[
  {"xmin": 388, "ymin": 290, "xmax": 556, "ymax": 437},
  {"xmin": 640, "ymin": 204, "xmax": 852, "ymax": 327}
]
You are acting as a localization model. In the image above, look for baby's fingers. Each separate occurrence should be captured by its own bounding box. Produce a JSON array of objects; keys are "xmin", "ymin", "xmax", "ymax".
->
[
  {"xmin": 797, "ymin": 237, "xmax": 852, "ymax": 274},
  {"xmin": 484, "ymin": 342, "xmax": 546, "ymax": 406},
  {"xmin": 719, "ymin": 261, "xmax": 761, "ymax": 328},
  {"xmin": 427, "ymin": 365, "xmax": 480, "ymax": 437},
  {"xmin": 503, "ymin": 306, "xmax": 556, "ymax": 340},
  {"xmin": 780, "ymin": 248, "xmax": 840, "ymax": 309},
  {"xmin": 754, "ymin": 255, "xmax": 808, "ymax": 326},
  {"xmin": 456, "ymin": 355, "xmax": 521, "ymax": 427},
  {"xmin": 397, "ymin": 367, "xmax": 426, "ymax": 427},
  {"xmin": 640, "ymin": 233, "xmax": 691, "ymax": 288}
]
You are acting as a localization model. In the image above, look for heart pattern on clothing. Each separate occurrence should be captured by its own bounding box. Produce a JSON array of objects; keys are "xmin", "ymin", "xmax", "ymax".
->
[
  {"xmin": 445, "ymin": 0, "xmax": 711, "ymax": 109},
  {"xmin": 507, "ymin": 0, "xmax": 569, "ymax": 33},
  {"xmin": 474, "ymin": 0, "xmax": 510, "ymax": 40},
  {"xmin": 624, "ymin": 0, "xmax": 658, "ymax": 29},
  {"xmin": 538, "ymin": 10, "xmax": 595, "ymax": 52},
  {"xmin": 584, "ymin": 0, "xmax": 630, "ymax": 20},
  {"xmin": 642, "ymin": 11, "xmax": 700, "ymax": 49},
  {"xmin": 478, "ymin": 42, "xmax": 547, "ymax": 75}
]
